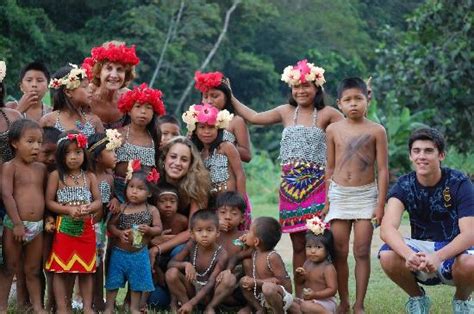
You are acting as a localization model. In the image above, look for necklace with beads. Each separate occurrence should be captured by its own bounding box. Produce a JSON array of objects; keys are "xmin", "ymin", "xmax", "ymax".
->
[
  {"xmin": 252, "ymin": 250, "xmax": 278, "ymax": 302},
  {"xmin": 192, "ymin": 244, "xmax": 222, "ymax": 285},
  {"xmin": 68, "ymin": 170, "xmax": 84, "ymax": 185}
]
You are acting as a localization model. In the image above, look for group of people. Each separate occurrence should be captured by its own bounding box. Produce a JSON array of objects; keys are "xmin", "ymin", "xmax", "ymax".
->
[{"xmin": 0, "ymin": 40, "xmax": 472, "ymax": 314}]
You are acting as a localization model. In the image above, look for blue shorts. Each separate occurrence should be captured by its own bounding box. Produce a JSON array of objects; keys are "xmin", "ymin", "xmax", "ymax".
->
[
  {"xmin": 379, "ymin": 238, "xmax": 474, "ymax": 286},
  {"xmin": 105, "ymin": 246, "xmax": 154, "ymax": 292}
]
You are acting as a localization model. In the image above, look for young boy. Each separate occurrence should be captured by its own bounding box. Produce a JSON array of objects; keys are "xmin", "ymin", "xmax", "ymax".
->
[
  {"xmin": 157, "ymin": 115, "xmax": 180, "ymax": 148},
  {"xmin": 38, "ymin": 126, "xmax": 60, "ymax": 174},
  {"xmin": 0, "ymin": 119, "xmax": 47, "ymax": 313},
  {"xmin": 166, "ymin": 209, "xmax": 228, "ymax": 313},
  {"xmin": 5, "ymin": 62, "xmax": 50, "ymax": 121},
  {"xmin": 207, "ymin": 191, "xmax": 247, "ymax": 311},
  {"xmin": 324, "ymin": 77, "xmax": 389, "ymax": 314},
  {"xmin": 238, "ymin": 217, "xmax": 295, "ymax": 314}
]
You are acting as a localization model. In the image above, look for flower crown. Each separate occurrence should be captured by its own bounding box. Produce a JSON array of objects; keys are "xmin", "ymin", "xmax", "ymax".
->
[
  {"xmin": 82, "ymin": 42, "xmax": 140, "ymax": 80},
  {"xmin": 306, "ymin": 216, "xmax": 330, "ymax": 236},
  {"xmin": 118, "ymin": 83, "xmax": 166, "ymax": 115},
  {"xmin": 194, "ymin": 71, "xmax": 225, "ymax": 93},
  {"xmin": 0, "ymin": 61, "xmax": 6, "ymax": 83},
  {"xmin": 281, "ymin": 59, "xmax": 325, "ymax": 87},
  {"xmin": 57, "ymin": 133, "xmax": 88, "ymax": 148},
  {"xmin": 88, "ymin": 129, "xmax": 123, "ymax": 153},
  {"xmin": 125, "ymin": 159, "xmax": 160, "ymax": 183},
  {"xmin": 182, "ymin": 103, "xmax": 233, "ymax": 133},
  {"xmin": 49, "ymin": 64, "xmax": 88, "ymax": 90}
]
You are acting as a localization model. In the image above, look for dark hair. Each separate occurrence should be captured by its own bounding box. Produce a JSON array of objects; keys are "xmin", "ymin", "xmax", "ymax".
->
[
  {"xmin": 51, "ymin": 65, "xmax": 85, "ymax": 111},
  {"xmin": 288, "ymin": 84, "xmax": 326, "ymax": 110},
  {"xmin": 43, "ymin": 126, "xmax": 61, "ymax": 145},
  {"xmin": 8, "ymin": 118, "xmax": 42, "ymax": 152},
  {"xmin": 157, "ymin": 114, "xmax": 181, "ymax": 128},
  {"xmin": 155, "ymin": 182, "xmax": 179, "ymax": 200},
  {"xmin": 0, "ymin": 82, "xmax": 5, "ymax": 107},
  {"xmin": 19, "ymin": 61, "xmax": 50, "ymax": 82},
  {"xmin": 123, "ymin": 114, "xmax": 161, "ymax": 164},
  {"xmin": 337, "ymin": 77, "xmax": 368, "ymax": 100},
  {"xmin": 191, "ymin": 126, "xmax": 224, "ymax": 153},
  {"xmin": 215, "ymin": 191, "xmax": 246, "ymax": 214},
  {"xmin": 190, "ymin": 209, "xmax": 219, "ymax": 230},
  {"xmin": 305, "ymin": 229, "xmax": 335, "ymax": 262},
  {"xmin": 55, "ymin": 130, "xmax": 89, "ymax": 182},
  {"xmin": 408, "ymin": 127, "xmax": 445, "ymax": 153},
  {"xmin": 208, "ymin": 80, "xmax": 234, "ymax": 114},
  {"xmin": 87, "ymin": 133, "xmax": 108, "ymax": 171},
  {"xmin": 254, "ymin": 217, "xmax": 281, "ymax": 251}
]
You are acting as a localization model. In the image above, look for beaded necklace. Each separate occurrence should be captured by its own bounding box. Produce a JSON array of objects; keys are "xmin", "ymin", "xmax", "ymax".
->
[
  {"xmin": 252, "ymin": 250, "xmax": 277, "ymax": 302},
  {"xmin": 68, "ymin": 170, "xmax": 84, "ymax": 185},
  {"xmin": 192, "ymin": 244, "xmax": 222, "ymax": 285}
]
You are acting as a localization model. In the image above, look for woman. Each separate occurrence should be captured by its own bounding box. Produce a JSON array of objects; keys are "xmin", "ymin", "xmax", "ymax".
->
[{"xmin": 82, "ymin": 41, "xmax": 139, "ymax": 129}]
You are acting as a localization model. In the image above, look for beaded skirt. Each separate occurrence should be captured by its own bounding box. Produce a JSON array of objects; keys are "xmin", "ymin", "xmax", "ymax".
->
[
  {"xmin": 279, "ymin": 160, "xmax": 325, "ymax": 233},
  {"xmin": 45, "ymin": 215, "xmax": 96, "ymax": 273}
]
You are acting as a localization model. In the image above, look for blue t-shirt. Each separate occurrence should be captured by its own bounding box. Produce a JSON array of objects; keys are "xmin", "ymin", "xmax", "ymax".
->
[{"xmin": 388, "ymin": 168, "xmax": 474, "ymax": 241}]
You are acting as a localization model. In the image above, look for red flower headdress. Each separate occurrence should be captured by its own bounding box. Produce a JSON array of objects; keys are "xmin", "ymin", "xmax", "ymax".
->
[
  {"xmin": 82, "ymin": 42, "xmax": 140, "ymax": 80},
  {"xmin": 125, "ymin": 159, "xmax": 160, "ymax": 183},
  {"xmin": 117, "ymin": 83, "xmax": 166, "ymax": 115},
  {"xmin": 194, "ymin": 71, "xmax": 224, "ymax": 93},
  {"xmin": 57, "ymin": 133, "xmax": 88, "ymax": 148}
]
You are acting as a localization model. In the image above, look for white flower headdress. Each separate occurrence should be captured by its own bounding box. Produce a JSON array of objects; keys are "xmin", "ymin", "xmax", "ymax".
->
[
  {"xmin": 281, "ymin": 59, "xmax": 325, "ymax": 87},
  {"xmin": 88, "ymin": 129, "xmax": 123, "ymax": 153},
  {"xmin": 49, "ymin": 63, "xmax": 88, "ymax": 90},
  {"xmin": 306, "ymin": 216, "xmax": 330, "ymax": 235},
  {"xmin": 0, "ymin": 61, "xmax": 6, "ymax": 83},
  {"xmin": 182, "ymin": 103, "xmax": 233, "ymax": 133}
]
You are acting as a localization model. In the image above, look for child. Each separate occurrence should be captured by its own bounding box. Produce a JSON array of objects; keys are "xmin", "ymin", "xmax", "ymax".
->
[
  {"xmin": 231, "ymin": 60, "xmax": 343, "ymax": 295},
  {"xmin": 0, "ymin": 119, "xmax": 47, "ymax": 313},
  {"xmin": 324, "ymin": 77, "xmax": 388, "ymax": 313},
  {"xmin": 239, "ymin": 216, "xmax": 294, "ymax": 314},
  {"xmin": 114, "ymin": 83, "xmax": 165, "ymax": 202},
  {"xmin": 146, "ymin": 182, "xmax": 188, "ymax": 309},
  {"xmin": 294, "ymin": 217, "xmax": 337, "ymax": 314},
  {"xmin": 38, "ymin": 126, "xmax": 61, "ymax": 312},
  {"xmin": 105, "ymin": 165, "xmax": 162, "ymax": 314},
  {"xmin": 5, "ymin": 61, "xmax": 50, "ymax": 121},
  {"xmin": 183, "ymin": 103, "xmax": 251, "ymax": 229},
  {"xmin": 166, "ymin": 209, "xmax": 228, "ymax": 313},
  {"xmin": 44, "ymin": 130, "xmax": 102, "ymax": 314},
  {"xmin": 207, "ymin": 191, "xmax": 247, "ymax": 311},
  {"xmin": 194, "ymin": 71, "xmax": 252, "ymax": 162},
  {"xmin": 87, "ymin": 130, "xmax": 122, "ymax": 311},
  {"xmin": 157, "ymin": 114, "xmax": 181, "ymax": 148},
  {"xmin": 40, "ymin": 64, "xmax": 104, "ymax": 136}
]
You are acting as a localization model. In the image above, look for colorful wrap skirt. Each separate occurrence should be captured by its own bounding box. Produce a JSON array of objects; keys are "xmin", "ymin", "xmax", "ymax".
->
[
  {"xmin": 45, "ymin": 215, "xmax": 96, "ymax": 273},
  {"xmin": 279, "ymin": 160, "xmax": 325, "ymax": 233}
]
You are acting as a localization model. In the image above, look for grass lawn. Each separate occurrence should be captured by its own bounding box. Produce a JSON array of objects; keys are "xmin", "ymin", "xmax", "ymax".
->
[{"xmin": 251, "ymin": 202, "xmax": 455, "ymax": 313}]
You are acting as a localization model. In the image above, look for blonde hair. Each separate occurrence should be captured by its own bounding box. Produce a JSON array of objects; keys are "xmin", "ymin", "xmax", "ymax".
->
[
  {"xmin": 160, "ymin": 136, "xmax": 210, "ymax": 210},
  {"xmin": 91, "ymin": 40, "xmax": 136, "ymax": 88}
]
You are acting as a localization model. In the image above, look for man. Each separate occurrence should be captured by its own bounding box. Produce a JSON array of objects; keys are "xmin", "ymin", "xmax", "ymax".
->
[{"xmin": 379, "ymin": 128, "xmax": 474, "ymax": 314}]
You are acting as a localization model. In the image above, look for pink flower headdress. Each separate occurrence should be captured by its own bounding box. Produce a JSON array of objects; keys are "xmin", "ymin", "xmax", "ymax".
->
[
  {"xmin": 194, "ymin": 71, "xmax": 224, "ymax": 93},
  {"xmin": 82, "ymin": 42, "xmax": 140, "ymax": 80},
  {"xmin": 281, "ymin": 59, "xmax": 325, "ymax": 87},
  {"xmin": 117, "ymin": 83, "xmax": 166, "ymax": 115},
  {"xmin": 182, "ymin": 103, "xmax": 233, "ymax": 133},
  {"xmin": 57, "ymin": 133, "xmax": 88, "ymax": 148},
  {"xmin": 306, "ymin": 216, "xmax": 330, "ymax": 235},
  {"xmin": 49, "ymin": 64, "xmax": 88, "ymax": 90}
]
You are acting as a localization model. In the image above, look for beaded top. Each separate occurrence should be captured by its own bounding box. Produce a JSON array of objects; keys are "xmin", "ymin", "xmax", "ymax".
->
[
  {"xmin": 118, "ymin": 204, "xmax": 152, "ymax": 230},
  {"xmin": 279, "ymin": 106, "xmax": 326, "ymax": 165},
  {"xmin": 203, "ymin": 150, "xmax": 229, "ymax": 189},
  {"xmin": 223, "ymin": 129, "xmax": 236, "ymax": 144},
  {"xmin": 0, "ymin": 109, "xmax": 13, "ymax": 163},
  {"xmin": 99, "ymin": 180, "xmax": 111, "ymax": 204},
  {"xmin": 116, "ymin": 126, "xmax": 155, "ymax": 166},
  {"xmin": 56, "ymin": 172, "xmax": 92, "ymax": 204},
  {"xmin": 54, "ymin": 111, "xmax": 96, "ymax": 137}
]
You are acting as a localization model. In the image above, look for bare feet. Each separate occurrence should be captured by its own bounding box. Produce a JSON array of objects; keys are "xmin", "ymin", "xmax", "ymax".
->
[
  {"xmin": 353, "ymin": 303, "xmax": 365, "ymax": 314},
  {"xmin": 336, "ymin": 302, "xmax": 351, "ymax": 314}
]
